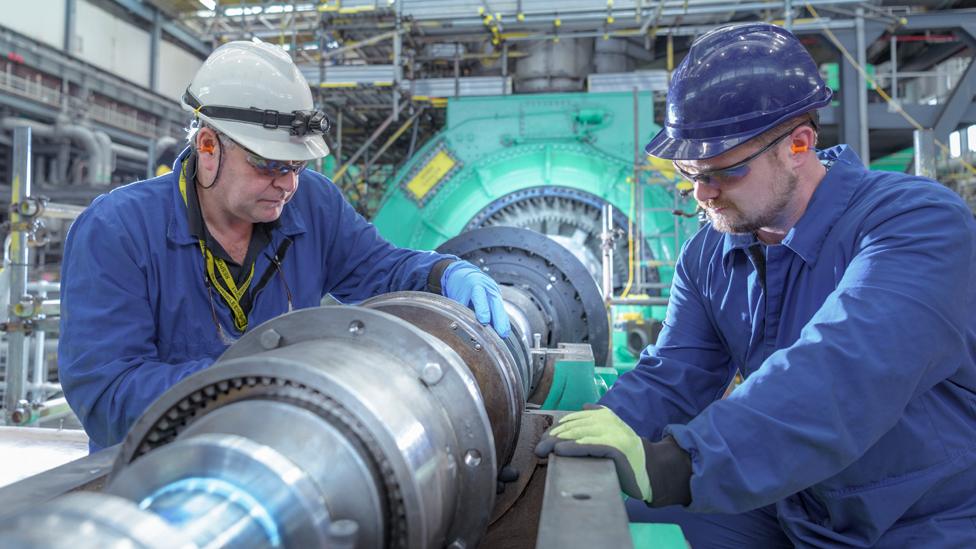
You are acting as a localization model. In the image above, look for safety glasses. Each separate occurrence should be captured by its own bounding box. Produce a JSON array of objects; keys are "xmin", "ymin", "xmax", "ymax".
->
[
  {"xmin": 218, "ymin": 134, "xmax": 307, "ymax": 178},
  {"xmin": 673, "ymin": 121, "xmax": 811, "ymax": 187}
]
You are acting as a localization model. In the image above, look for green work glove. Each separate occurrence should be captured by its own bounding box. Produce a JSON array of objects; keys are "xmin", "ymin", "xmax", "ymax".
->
[{"xmin": 534, "ymin": 404, "xmax": 652, "ymax": 502}]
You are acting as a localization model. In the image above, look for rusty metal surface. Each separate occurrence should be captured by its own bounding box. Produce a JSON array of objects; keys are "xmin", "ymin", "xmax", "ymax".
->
[{"xmin": 489, "ymin": 411, "xmax": 552, "ymax": 525}]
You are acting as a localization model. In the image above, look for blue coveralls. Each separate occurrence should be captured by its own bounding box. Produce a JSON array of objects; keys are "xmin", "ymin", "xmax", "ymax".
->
[
  {"xmin": 59, "ymin": 150, "xmax": 452, "ymax": 451},
  {"xmin": 601, "ymin": 146, "xmax": 976, "ymax": 547}
]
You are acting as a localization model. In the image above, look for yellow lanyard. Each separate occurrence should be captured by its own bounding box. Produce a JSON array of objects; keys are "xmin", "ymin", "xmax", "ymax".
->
[{"xmin": 179, "ymin": 162, "xmax": 255, "ymax": 333}]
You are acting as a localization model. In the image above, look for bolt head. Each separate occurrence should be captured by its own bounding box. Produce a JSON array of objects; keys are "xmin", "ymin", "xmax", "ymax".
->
[
  {"xmin": 259, "ymin": 329, "xmax": 282, "ymax": 350},
  {"xmin": 464, "ymin": 449, "xmax": 482, "ymax": 468},
  {"xmin": 421, "ymin": 362, "xmax": 444, "ymax": 385},
  {"xmin": 349, "ymin": 320, "xmax": 365, "ymax": 334}
]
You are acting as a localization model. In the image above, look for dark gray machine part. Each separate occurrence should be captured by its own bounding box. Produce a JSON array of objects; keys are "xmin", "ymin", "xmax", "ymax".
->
[
  {"xmin": 535, "ymin": 454, "xmax": 635, "ymax": 549},
  {"xmin": 437, "ymin": 226, "xmax": 609, "ymax": 367},
  {"xmin": 463, "ymin": 186, "xmax": 660, "ymax": 295}
]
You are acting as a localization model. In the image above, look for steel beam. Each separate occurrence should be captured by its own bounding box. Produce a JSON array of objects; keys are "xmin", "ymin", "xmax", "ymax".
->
[
  {"xmin": 535, "ymin": 454, "xmax": 634, "ymax": 549},
  {"xmin": 63, "ymin": 0, "xmax": 77, "ymax": 53},
  {"xmin": 321, "ymin": 30, "xmax": 401, "ymax": 61},
  {"xmin": 819, "ymin": 103, "xmax": 976, "ymax": 130},
  {"xmin": 855, "ymin": 8, "xmax": 869, "ymax": 164},
  {"xmin": 333, "ymin": 99, "xmax": 410, "ymax": 182},
  {"xmin": 105, "ymin": 0, "xmax": 210, "ymax": 58},
  {"xmin": 830, "ymin": 21, "xmax": 885, "ymax": 162},
  {"xmin": 149, "ymin": 8, "xmax": 161, "ymax": 93},
  {"xmin": 899, "ymin": 10, "xmax": 976, "ymax": 32},
  {"xmin": 932, "ymin": 56, "xmax": 976, "ymax": 142}
]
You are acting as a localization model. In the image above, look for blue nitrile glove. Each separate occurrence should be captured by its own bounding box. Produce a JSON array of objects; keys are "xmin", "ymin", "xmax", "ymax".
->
[
  {"xmin": 534, "ymin": 404, "xmax": 652, "ymax": 502},
  {"xmin": 441, "ymin": 260, "xmax": 511, "ymax": 338}
]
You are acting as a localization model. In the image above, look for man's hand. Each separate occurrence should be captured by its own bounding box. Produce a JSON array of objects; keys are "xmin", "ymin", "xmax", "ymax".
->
[
  {"xmin": 441, "ymin": 261, "xmax": 511, "ymax": 338},
  {"xmin": 535, "ymin": 404, "xmax": 652, "ymax": 502}
]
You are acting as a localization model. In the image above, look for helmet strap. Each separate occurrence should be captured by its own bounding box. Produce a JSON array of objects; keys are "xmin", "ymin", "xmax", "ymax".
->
[{"xmin": 183, "ymin": 89, "xmax": 330, "ymax": 137}]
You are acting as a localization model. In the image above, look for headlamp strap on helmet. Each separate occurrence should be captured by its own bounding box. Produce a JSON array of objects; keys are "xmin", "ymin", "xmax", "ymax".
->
[{"xmin": 184, "ymin": 90, "xmax": 331, "ymax": 137}]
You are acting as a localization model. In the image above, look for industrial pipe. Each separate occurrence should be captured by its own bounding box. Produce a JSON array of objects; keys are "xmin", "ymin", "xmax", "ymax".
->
[
  {"xmin": 111, "ymin": 142, "xmax": 150, "ymax": 162},
  {"xmin": 8, "ymin": 396, "xmax": 71, "ymax": 425},
  {"xmin": 4, "ymin": 126, "xmax": 32, "ymax": 425},
  {"xmin": 93, "ymin": 130, "xmax": 114, "ymax": 184},
  {"xmin": 60, "ymin": 124, "xmax": 108, "ymax": 185}
]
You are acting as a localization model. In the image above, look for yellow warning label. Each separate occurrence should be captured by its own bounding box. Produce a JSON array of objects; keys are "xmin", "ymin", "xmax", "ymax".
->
[{"xmin": 406, "ymin": 150, "xmax": 455, "ymax": 200}]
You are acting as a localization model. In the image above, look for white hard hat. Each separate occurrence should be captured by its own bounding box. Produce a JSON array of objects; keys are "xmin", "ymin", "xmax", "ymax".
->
[{"xmin": 182, "ymin": 39, "xmax": 330, "ymax": 161}]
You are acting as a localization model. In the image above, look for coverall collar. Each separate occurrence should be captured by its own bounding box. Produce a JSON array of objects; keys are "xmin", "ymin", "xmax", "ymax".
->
[{"xmin": 721, "ymin": 145, "xmax": 863, "ymax": 266}]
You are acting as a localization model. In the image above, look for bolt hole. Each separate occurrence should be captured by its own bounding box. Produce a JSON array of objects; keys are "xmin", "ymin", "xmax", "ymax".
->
[{"xmin": 572, "ymin": 493, "xmax": 591, "ymax": 501}]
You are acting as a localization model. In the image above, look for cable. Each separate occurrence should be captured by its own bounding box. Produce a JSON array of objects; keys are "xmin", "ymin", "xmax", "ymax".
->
[{"xmin": 621, "ymin": 174, "xmax": 636, "ymax": 297}]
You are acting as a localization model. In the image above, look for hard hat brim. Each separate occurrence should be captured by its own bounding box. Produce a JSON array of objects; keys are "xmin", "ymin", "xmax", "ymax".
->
[{"xmin": 644, "ymin": 89, "xmax": 832, "ymax": 161}]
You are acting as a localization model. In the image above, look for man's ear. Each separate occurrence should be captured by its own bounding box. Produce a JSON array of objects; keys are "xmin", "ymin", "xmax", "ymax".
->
[{"xmin": 196, "ymin": 127, "xmax": 217, "ymax": 155}]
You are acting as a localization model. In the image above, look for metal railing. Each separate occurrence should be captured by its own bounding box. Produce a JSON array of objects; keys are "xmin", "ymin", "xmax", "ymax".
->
[
  {"xmin": 0, "ymin": 67, "xmax": 158, "ymax": 137},
  {"xmin": 0, "ymin": 69, "xmax": 61, "ymax": 108}
]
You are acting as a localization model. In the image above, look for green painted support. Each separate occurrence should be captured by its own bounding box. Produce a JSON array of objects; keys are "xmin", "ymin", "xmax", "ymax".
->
[
  {"xmin": 630, "ymin": 523, "xmax": 689, "ymax": 549},
  {"xmin": 541, "ymin": 358, "xmax": 600, "ymax": 411}
]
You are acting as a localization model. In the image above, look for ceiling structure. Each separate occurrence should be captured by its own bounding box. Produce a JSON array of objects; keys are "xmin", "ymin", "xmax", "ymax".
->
[{"xmin": 138, "ymin": 0, "xmax": 976, "ymax": 210}]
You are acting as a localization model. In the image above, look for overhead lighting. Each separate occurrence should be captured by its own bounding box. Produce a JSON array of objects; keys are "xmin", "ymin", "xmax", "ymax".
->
[{"xmin": 198, "ymin": 0, "xmax": 217, "ymax": 10}]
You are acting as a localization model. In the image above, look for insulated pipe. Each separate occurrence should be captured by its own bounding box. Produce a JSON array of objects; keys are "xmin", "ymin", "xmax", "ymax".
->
[
  {"xmin": 27, "ymin": 281, "xmax": 60, "ymax": 293},
  {"xmin": 39, "ymin": 202, "xmax": 85, "ymax": 220},
  {"xmin": 0, "ymin": 117, "xmax": 56, "ymax": 138},
  {"xmin": 55, "ymin": 124, "xmax": 105, "ymax": 185},
  {"xmin": 93, "ymin": 130, "xmax": 114, "ymax": 184},
  {"xmin": 156, "ymin": 135, "xmax": 178, "ymax": 152},
  {"xmin": 111, "ymin": 142, "xmax": 150, "ymax": 162},
  {"xmin": 8, "ymin": 396, "xmax": 71, "ymax": 425}
]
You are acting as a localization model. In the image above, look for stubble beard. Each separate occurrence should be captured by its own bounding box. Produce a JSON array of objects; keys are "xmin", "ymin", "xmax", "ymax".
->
[{"xmin": 704, "ymin": 169, "xmax": 799, "ymax": 235}]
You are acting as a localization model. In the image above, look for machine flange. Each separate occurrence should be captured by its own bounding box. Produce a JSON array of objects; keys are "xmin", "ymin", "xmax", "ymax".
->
[{"xmin": 437, "ymin": 226, "xmax": 609, "ymax": 366}]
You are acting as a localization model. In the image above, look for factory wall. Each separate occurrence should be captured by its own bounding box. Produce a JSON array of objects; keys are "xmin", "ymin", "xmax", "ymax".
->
[
  {"xmin": 158, "ymin": 41, "xmax": 203, "ymax": 101},
  {"xmin": 3, "ymin": 0, "xmax": 203, "ymax": 102},
  {"xmin": 75, "ymin": 1, "xmax": 152, "ymax": 88},
  {"xmin": 3, "ymin": 0, "xmax": 66, "ymax": 51}
]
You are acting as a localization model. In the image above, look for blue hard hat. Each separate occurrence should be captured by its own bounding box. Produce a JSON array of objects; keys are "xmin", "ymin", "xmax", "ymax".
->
[{"xmin": 645, "ymin": 23, "xmax": 833, "ymax": 160}]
